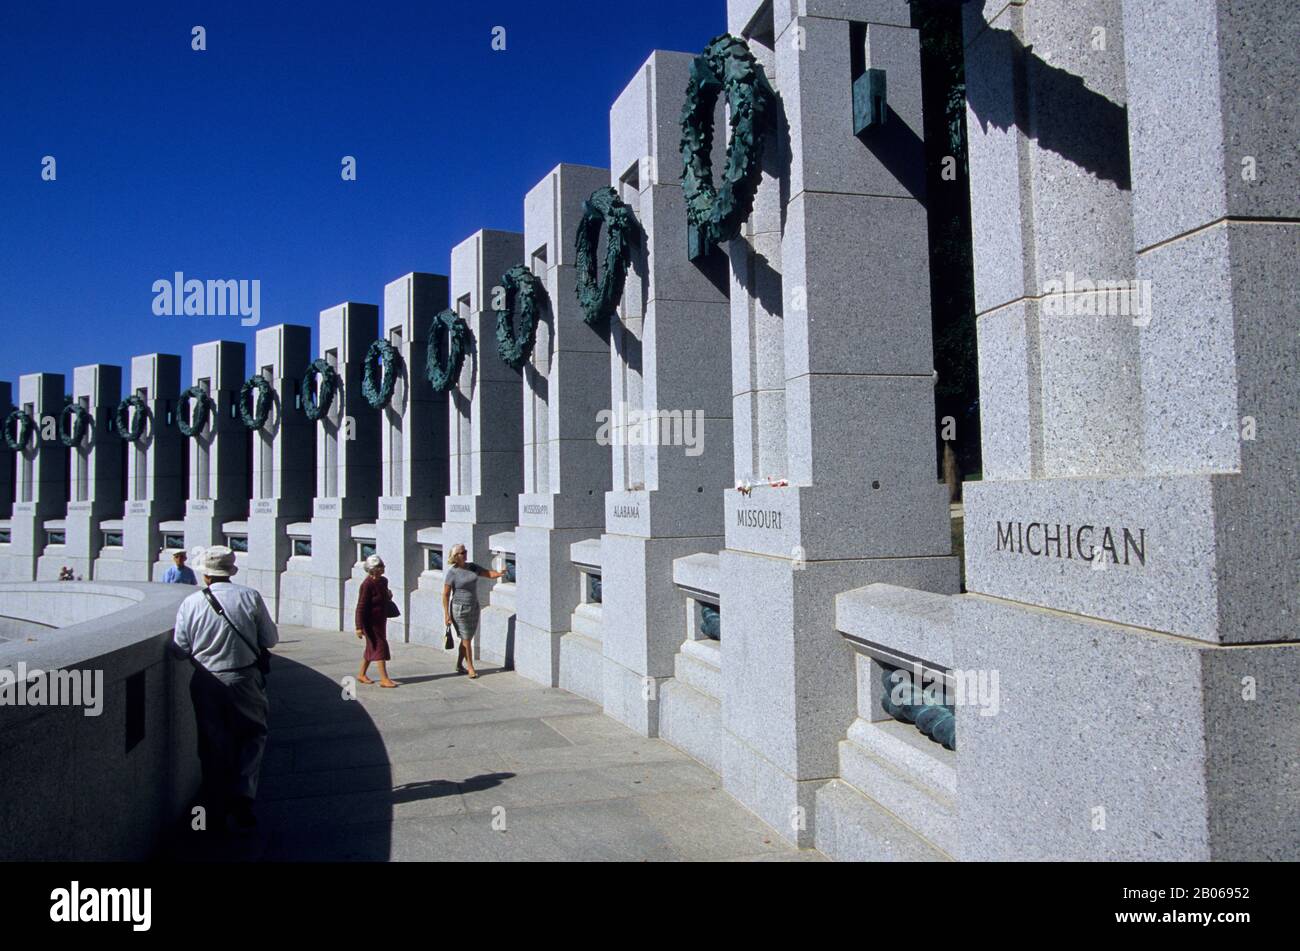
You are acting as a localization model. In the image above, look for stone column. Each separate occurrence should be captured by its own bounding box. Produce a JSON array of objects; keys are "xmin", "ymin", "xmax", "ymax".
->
[
  {"xmin": 304, "ymin": 302, "xmax": 381, "ymax": 632},
  {"xmin": 94, "ymin": 354, "xmax": 185, "ymax": 581},
  {"xmin": 369, "ymin": 272, "xmax": 450, "ymax": 644},
  {"xmin": 598, "ymin": 50, "xmax": 734, "ymax": 736},
  {"xmin": 435, "ymin": 230, "xmax": 525, "ymax": 654},
  {"xmin": 243, "ymin": 324, "xmax": 314, "ymax": 619},
  {"xmin": 513, "ymin": 163, "xmax": 614, "ymax": 687},
  {"xmin": 2, "ymin": 373, "xmax": 68, "ymax": 581},
  {"xmin": 0, "ymin": 383, "xmax": 13, "ymax": 522},
  {"xmin": 962, "ymin": 0, "xmax": 1140, "ymax": 482},
  {"xmin": 952, "ymin": 0, "xmax": 1300, "ymax": 860},
  {"xmin": 719, "ymin": 1, "xmax": 959, "ymax": 846},
  {"xmin": 180, "ymin": 340, "xmax": 249, "ymax": 553},
  {"xmin": 41, "ymin": 364, "xmax": 122, "ymax": 580}
]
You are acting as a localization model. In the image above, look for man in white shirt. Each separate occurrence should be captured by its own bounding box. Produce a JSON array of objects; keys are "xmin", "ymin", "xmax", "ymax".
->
[{"xmin": 172, "ymin": 545, "xmax": 278, "ymax": 832}]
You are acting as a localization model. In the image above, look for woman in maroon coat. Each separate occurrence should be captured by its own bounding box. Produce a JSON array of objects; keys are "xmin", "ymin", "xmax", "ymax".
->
[{"xmin": 354, "ymin": 554, "xmax": 397, "ymax": 687}]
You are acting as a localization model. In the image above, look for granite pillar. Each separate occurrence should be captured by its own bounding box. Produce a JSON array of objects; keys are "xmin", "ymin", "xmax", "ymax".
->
[
  {"xmin": 0, "ymin": 383, "xmax": 13, "ymax": 523},
  {"xmin": 720, "ymin": 1, "xmax": 959, "ymax": 847},
  {"xmin": 513, "ymin": 163, "xmax": 614, "ymax": 687},
  {"xmin": 243, "ymin": 324, "xmax": 314, "ymax": 619},
  {"xmin": 93, "ymin": 354, "xmax": 185, "ymax": 581},
  {"xmin": 282, "ymin": 302, "xmax": 381, "ymax": 631},
  {"xmin": 432, "ymin": 230, "xmax": 525, "ymax": 656},
  {"xmin": 171, "ymin": 341, "xmax": 249, "ymax": 576},
  {"xmin": 599, "ymin": 50, "xmax": 734, "ymax": 736},
  {"xmin": 2, "ymin": 374, "xmax": 69, "ymax": 581},
  {"xmin": 365, "ymin": 272, "xmax": 450, "ymax": 645},
  {"xmin": 953, "ymin": 0, "xmax": 1300, "ymax": 860},
  {"xmin": 38, "ymin": 364, "xmax": 122, "ymax": 580}
]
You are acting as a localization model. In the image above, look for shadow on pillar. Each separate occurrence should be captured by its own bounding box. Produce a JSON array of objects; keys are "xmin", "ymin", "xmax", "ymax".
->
[
  {"xmin": 964, "ymin": 12, "xmax": 1132, "ymax": 190},
  {"xmin": 856, "ymin": 106, "xmax": 928, "ymax": 201}
]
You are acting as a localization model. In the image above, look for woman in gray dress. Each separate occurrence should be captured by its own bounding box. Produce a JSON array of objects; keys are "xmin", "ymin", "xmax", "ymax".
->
[{"xmin": 441, "ymin": 543, "xmax": 506, "ymax": 678}]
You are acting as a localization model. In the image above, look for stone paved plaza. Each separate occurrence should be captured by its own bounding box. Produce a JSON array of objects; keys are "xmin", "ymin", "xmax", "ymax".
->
[
  {"xmin": 2, "ymin": 0, "xmax": 1296, "ymax": 865},
  {"xmin": 167, "ymin": 627, "xmax": 818, "ymax": 862}
]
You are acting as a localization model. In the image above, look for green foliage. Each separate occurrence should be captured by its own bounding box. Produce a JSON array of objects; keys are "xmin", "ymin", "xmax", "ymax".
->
[
  {"xmin": 495, "ymin": 265, "xmax": 546, "ymax": 371},
  {"xmin": 58, "ymin": 403, "xmax": 91, "ymax": 447},
  {"xmin": 679, "ymin": 34, "xmax": 776, "ymax": 259},
  {"xmin": 426, "ymin": 310, "xmax": 470, "ymax": 393},
  {"xmin": 239, "ymin": 375, "xmax": 273, "ymax": 430},
  {"xmin": 912, "ymin": 0, "xmax": 981, "ymax": 479},
  {"xmin": 575, "ymin": 186, "xmax": 638, "ymax": 326},
  {"xmin": 177, "ymin": 385, "xmax": 213, "ymax": 438},
  {"xmin": 302, "ymin": 358, "xmax": 338, "ymax": 422},
  {"xmin": 362, "ymin": 339, "xmax": 402, "ymax": 409},
  {"xmin": 112, "ymin": 394, "xmax": 148, "ymax": 443},
  {"xmin": 2, "ymin": 409, "xmax": 35, "ymax": 451}
]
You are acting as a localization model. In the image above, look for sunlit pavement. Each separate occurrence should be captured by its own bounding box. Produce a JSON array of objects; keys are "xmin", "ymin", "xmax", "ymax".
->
[{"xmin": 163, "ymin": 626, "xmax": 822, "ymax": 862}]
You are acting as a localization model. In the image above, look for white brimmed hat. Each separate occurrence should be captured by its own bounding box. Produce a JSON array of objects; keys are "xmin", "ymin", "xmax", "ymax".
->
[{"xmin": 193, "ymin": 545, "xmax": 239, "ymax": 578}]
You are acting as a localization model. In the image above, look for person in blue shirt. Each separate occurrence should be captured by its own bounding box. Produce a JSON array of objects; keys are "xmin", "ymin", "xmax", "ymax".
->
[{"xmin": 163, "ymin": 549, "xmax": 198, "ymax": 585}]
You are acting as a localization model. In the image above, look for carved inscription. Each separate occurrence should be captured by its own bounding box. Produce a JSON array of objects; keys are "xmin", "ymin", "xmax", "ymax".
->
[{"xmin": 995, "ymin": 520, "xmax": 1147, "ymax": 566}]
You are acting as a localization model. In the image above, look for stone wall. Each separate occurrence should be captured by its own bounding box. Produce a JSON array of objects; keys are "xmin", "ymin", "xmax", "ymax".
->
[{"xmin": 0, "ymin": 582, "xmax": 198, "ymax": 861}]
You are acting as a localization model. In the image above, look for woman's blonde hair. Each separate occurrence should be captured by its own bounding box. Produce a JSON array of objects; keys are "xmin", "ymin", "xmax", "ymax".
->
[
  {"xmin": 449, "ymin": 544, "xmax": 467, "ymax": 566},
  {"xmin": 364, "ymin": 553, "xmax": 385, "ymax": 573}
]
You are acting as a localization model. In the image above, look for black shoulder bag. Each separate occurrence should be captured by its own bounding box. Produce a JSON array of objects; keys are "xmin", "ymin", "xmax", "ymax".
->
[{"xmin": 201, "ymin": 587, "xmax": 272, "ymax": 676}]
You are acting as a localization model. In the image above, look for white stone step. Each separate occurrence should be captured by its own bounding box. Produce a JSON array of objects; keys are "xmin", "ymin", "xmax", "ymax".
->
[
  {"xmin": 836, "ymin": 721, "xmax": 957, "ymax": 856},
  {"xmin": 571, "ymin": 602, "xmax": 603, "ymax": 641},
  {"xmin": 658, "ymin": 678, "xmax": 724, "ymax": 774},
  {"xmin": 836, "ymin": 583, "xmax": 956, "ymax": 670},
  {"xmin": 814, "ymin": 780, "xmax": 950, "ymax": 862},
  {"xmin": 847, "ymin": 717, "xmax": 956, "ymax": 800},
  {"xmin": 673, "ymin": 639, "xmax": 721, "ymax": 700}
]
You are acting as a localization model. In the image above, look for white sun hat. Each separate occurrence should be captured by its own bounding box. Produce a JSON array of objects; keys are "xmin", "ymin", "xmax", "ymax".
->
[{"xmin": 193, "ymin": 545, "xmax": 239, "ymax": 578}]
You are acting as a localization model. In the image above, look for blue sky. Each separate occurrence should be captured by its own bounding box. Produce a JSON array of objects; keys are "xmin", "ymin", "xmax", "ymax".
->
[{"xmin": 0, "ymin": 0, "xmax": 725, "ymax": 390}]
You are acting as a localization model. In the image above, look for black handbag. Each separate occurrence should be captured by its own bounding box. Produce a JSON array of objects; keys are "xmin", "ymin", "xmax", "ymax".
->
[
  {"xmin": 202, "ymin": 587, "xmax": 272, "ymax": 676},
  {"xmin": 384, "ymin": 598, "xmax": 401, "ymax": 619},
  {"xmin": 444, "ymin": 623, "xmax": 455, "ymax": 650}
]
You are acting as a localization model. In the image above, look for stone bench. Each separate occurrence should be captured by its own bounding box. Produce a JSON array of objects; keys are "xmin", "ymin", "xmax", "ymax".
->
[
  {"xmin": 657, "ymin": 551, "xmax": 724, "ymax": 772},
  {"xmin": 559, "ymin": 538, "xmax": 604, "ymax": 703},
  {"xmin": 476, "ymin": 530, "xmax": 518, "ymax": 666}
]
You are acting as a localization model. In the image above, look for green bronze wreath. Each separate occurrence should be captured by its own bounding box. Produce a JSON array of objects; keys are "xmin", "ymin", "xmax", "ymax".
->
[
  {"xmin": 112, "ymin": 394, "xmax": 149, "ymax": 443},
  {"xmin": 239, "ymin": 374, "xmax": 273, "ymax": 430},
  {"xmin": 362, "ymin": 339, "xmax": 402, "ymax": 409},
  {"xmin": 679, "ymin": 34, "xmax": 777, "ymax": 260},
  {"xmin": 2, "ymin": 409, "xmax": 35, "ymax": 451},
  {"xmin": 177, "ymin": 385, "xmax": 214, "ymax": 438},
  {"xmin": 58, "ymin": 403, "xmax": 91, "ymax": 448},
  {"xmin": 426, "ymin": 310, "xmax": 470, "ymax": 393},
  {"xmin": 495, "ymin": 265, "xmax": 547, "ymax": 370},
  {"xmin": 302, "ymin": 358, "xmax": 339, "ymax": 422},
  {"xmin": 575, "ymin": 186, "xmax": 638, "ymax": 326}
]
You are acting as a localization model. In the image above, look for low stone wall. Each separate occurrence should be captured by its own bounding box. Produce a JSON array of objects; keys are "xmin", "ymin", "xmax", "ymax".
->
[{"xmin": 0, "ymin": 581, "xmax": 199, "ymax": 860}]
